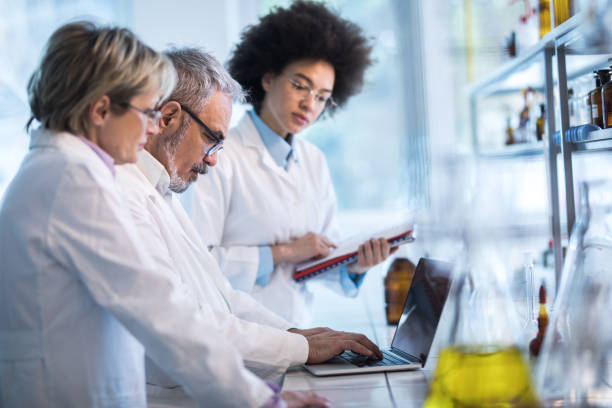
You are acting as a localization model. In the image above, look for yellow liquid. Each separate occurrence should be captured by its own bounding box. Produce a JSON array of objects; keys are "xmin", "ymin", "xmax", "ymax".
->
[{"xmin": 424, "ymin": 345, "xmax": 539, "ymax": 407}]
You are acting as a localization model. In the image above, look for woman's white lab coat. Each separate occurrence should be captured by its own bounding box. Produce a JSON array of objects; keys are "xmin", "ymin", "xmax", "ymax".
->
[
  {"xmin": 189, "ymin": 114, "xmax": 350, "ymax": 326},
  {"xmin": 0, "ymin": 129, "xmax": 272, "ymax": 407}
]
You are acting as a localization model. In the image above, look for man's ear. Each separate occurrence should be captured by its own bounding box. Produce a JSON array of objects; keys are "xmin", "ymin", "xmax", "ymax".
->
[
  {"xmin": 261, "ymin": 72, "xmax": 275, "ymax": 92},
  {"xmin": 159, "ymin": 100, "xmax": 182, "ymax": 133},
  {"xmin": 89, "ymin": 95, "xmax": 111, "ymax": 126}
]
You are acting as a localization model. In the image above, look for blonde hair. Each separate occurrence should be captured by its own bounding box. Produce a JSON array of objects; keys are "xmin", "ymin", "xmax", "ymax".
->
[{"xmin": 27, "ymin": 21, "xmax": 176, "ymax": 136}]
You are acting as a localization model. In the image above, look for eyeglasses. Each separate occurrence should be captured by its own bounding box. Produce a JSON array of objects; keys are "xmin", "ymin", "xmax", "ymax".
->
[
  {"xmin": 287, "ymin": 77, "xmax": 337, "ymax": 108},
  {"xmin": 180, "ymin": 104, "xmax": 224, "ymax": 157},
  {"xmin": 118, "ymin": 102, "xmax": 162, "ymax": 123}
]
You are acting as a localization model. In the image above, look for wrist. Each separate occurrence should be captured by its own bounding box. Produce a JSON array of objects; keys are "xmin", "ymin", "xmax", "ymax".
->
[{"xmin": 271, "ymin": 243, "xmax": 290, "ymax": 265}]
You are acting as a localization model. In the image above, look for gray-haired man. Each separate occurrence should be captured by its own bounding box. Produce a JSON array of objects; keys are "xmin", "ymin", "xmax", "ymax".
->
[{"xmin": 116, "ymin": 48, "xmax": 381, "ymax": 407}]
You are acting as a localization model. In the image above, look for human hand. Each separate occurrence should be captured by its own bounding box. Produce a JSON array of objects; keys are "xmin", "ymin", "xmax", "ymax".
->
[
  {"xmin": 288, "ymin": 327, "xmax": 333, "ymax": 337},
  {"xmin": 279, "ymin": 390, "xmax": 331, "ymax": 407},
  {"xmin": 271, "ymin": 232, "xmax": 336, "ymax": 265},
  {"xmin": 349, "ymin": 237, "xmax": 397, "ymax": 274},
  {"xmin": 305, "ymin": 330, "xmax": 382, "ymax": 364}
]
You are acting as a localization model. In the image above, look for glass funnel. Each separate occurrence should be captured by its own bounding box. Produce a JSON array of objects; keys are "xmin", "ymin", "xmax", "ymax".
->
[{"xmin": 535, "ymin": 180, "xmax": 612, "ymax": 406}]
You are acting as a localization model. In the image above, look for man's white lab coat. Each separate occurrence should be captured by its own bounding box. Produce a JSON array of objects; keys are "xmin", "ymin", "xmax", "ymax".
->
[
  {"xmin": 188, "ymin": 114, "xmax": 348, "ymax": 326},
  {"xmin": 0, "ymin": 129, "xmax": 272, "ymax": 408},
  {"xmin": 115, "ymin": 150, "xmax": 308, "ymax": 385}
]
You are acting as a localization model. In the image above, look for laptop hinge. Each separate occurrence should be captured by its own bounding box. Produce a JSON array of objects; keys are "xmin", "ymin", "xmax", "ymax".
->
[{"xmin": 390, "ymin": 347, "xmax": 423, "ymax": 366}]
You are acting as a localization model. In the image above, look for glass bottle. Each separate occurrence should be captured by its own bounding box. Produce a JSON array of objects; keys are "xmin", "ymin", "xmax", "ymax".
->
[
  {"xmin": 536, "ymin": 103, "xmax": 546, "ymax": 141},
  {"xmin": 384, "ymin": 257, "xmax": 415, "ymax": 324},
  {"xmin": 589, "ymin": 74, "xmax": 604, "ymax": 128},
  {"xmin": 552, "ymin": 0, "xmax": 572, "ymax": 26},
  {"xmin": 602, "ymin": 67, "xmax": 612, "ymax": 128},
  {"xmin": 424, "ymin": 237, "xmax": 539, "ymax": 407},
  {"xmin": 535, "ymin": 180, "xmax": 612, "ymax": 406},
  {"xmin": 539, "ymin": 0, "xmax": 552, "ymax": 38},
  {"xmin": 505, "ymin": 116, "xmax": 515, "ymax": 145}
]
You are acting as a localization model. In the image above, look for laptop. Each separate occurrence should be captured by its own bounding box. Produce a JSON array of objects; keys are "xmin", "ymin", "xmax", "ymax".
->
[{"xmin": 304, "ymin": 258, "xmax": 452, "ymax": 376}]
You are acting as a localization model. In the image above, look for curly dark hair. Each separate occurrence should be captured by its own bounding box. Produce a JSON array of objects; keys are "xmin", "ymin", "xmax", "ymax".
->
[{"xmin": 227, "ymin": 0, "xmax": 373, "ymax": 115}]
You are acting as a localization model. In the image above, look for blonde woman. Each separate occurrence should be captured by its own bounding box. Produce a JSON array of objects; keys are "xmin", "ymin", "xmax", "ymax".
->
[{"xmin": 0, "ymin": 22, "xmax": 327, "ymax": 408}]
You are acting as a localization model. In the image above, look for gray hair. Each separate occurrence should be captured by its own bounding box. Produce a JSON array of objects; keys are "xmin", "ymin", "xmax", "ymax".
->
[
  {"xmin": 163, "ymin": 47, "xmax": 244, "ymax": 111},
  {"xmin": 27, "ymin": 21, "xmax": 176, "ymax": 136}
]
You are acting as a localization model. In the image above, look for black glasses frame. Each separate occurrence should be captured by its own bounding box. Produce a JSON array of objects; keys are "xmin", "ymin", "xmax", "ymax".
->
[{"xmin": 179, "ymin": 104, "xmax": 223, "ymax": 144}]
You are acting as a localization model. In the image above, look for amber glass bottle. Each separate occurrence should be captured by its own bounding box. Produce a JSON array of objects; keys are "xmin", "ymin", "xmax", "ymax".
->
[
  {"xmin": 602, "ymin": 67, "xmax": 612, "ymax": 128},
  {"xmin": 529, "ymin": 284, "xmax": 549, "ymax": 358},
  {"xmin": 384, "ymin": 258, "xmax": 415, "ymax": 324},
  {"xmin": 591, "ymin": 70, "xmax": 611, "ymax": 128},
  {"xmin": 536, "ymin": 104, "xmax": 546, "ymax": 141},
  {"xmin": 589, "ymin": 75, "xmax": 604, "ymax": 128}
]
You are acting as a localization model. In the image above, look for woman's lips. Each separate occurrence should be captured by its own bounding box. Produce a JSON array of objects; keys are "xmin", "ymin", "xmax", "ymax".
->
[{"xmin": 292, "ymin": 113, "xmax": 308, "ymax": 125}]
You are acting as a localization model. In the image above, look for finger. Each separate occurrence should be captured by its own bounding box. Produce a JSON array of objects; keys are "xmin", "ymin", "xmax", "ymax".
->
[
  {"xmin": 380, "ymin": 238, "xmax": 391, "ymax": 257},
  {"xmin": 357, "ymin": 244, "xmax": 366, "ymax": 266},
  {"xmin": 352, "ymin": 333, "xmax": 383, "ymax": 359},
  {"xmin": 320, "ymin": 235, "xmax": 337, "ymax": 249},
  {"xmin": 319, "ymin": 242, "xmax": 332, "ymax": 257},
  {"xmin": 363, "ymin": 239, "xmax": 374, "ymax": 266},
  {"xmin": 371, "ymin": 238, "xmax": 383, "ymax": 263},
  {"xmin": 303, "ymin": 392, "xmax": 332, "ymax": 408}
]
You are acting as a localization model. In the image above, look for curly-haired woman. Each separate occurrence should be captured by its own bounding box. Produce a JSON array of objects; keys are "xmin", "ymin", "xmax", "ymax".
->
[{"xmin": 189, "ymin": 1, "xmax": 393, "ymax": 326}]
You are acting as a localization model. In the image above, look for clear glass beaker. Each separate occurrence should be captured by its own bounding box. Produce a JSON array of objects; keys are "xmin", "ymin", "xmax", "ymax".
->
[{"xmin": 535, "ymin": 180, "xmax": 612, "ymax": 406}]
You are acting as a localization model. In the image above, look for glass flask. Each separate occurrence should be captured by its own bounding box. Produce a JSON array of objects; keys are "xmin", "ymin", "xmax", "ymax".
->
[
  {"xmin": 535, "ymin": 180, "xmax": 612, "ymax": 406},
  {"xmin": 424, "ymin": 234, "xmax": 539, "ymax": 407}
]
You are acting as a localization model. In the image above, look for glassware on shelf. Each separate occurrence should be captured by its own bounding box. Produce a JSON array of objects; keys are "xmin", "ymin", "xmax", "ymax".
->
[
  {"xmin": 535, "ymin": 180, "xmax": 612, "ymax": 406},
  {"xmin": 602, "ymin": 66, "xmax": 612, "ymax": 128},
  {"xmin": 539, "ymin": 0, "xmax": 552, "ymax": 38},
  {"xmin": 553, "ymin": 0, "xmax": 573, "ymax": 26}
]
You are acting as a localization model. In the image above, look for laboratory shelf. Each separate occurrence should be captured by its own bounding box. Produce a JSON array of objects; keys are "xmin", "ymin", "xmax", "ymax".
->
[
  {"xmin": 477, "ymin": 141, "xmax": 547, "ymax": 159},
  {"xmin": 571, "ymin": 127, "xmax": 612, "ymax": 152},
  {"xmin": 468, "ymin": 13, "xmax": 585, "ymax": 97}
]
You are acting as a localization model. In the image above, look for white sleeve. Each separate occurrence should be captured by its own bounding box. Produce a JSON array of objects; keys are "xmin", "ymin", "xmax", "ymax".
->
[
  {"xmin": 119, "ymin": 177, "xmax": 308, "ymax": 378},
  {"xmin": 48, "ymin": 165, "xmax": 271, "ymax": 408},
  {"xmin": 190, "ymin": 158, "xmax": 261, "ymax": 293}
]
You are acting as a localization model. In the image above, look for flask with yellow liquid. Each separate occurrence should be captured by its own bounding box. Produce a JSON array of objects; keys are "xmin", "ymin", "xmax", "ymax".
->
[{"xmin": 424, "ymin": 237, "xmax": 539, "ymax": 407}]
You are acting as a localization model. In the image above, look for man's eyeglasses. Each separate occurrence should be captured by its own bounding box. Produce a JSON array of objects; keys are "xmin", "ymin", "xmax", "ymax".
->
[
  {"xmin": 287, "ymin": 78, "xmax": 337, "ymax": 108},
  {"xmin": 118, "ymin": 102, "xmax": 162, "ymax": 123},
  {"xmin": 180, "ymin": 104, "xmax": 224, "ymax": 157}
]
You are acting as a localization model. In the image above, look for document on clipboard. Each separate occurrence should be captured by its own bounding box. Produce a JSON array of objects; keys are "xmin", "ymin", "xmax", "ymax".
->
[{"xmin": 293, "ymin": 223, "xmax": 415, "ymax": 282}]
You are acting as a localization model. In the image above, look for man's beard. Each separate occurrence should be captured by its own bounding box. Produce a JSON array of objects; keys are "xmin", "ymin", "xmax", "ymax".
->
[{"xmin": 168, "ymin": 162, "xmax": 207, "ymax": 193}]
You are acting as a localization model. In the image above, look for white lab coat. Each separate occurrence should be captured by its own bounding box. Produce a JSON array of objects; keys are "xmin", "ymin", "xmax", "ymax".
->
[
  {"xmin": 115, "ymin": 151, "xmax": 308, "ymax": 386},
  {"xmin": 188, "ymin": 114, "xmax": 349, "ymax": 326},
  {"xmin": 0, "ymin": 129, "xmax": 272, "ymax": 408}
]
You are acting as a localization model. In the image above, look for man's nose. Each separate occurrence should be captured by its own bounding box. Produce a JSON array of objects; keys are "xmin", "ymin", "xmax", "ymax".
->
[{"xmin": 204, "ymin": 151, "xmax": 218, "ymax": 167}]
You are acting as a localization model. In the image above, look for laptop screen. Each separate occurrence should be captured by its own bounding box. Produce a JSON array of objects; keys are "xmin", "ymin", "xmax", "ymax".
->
[{"xmin": 390, "ymin": 258, "xmax": 452, "ymax": 365}]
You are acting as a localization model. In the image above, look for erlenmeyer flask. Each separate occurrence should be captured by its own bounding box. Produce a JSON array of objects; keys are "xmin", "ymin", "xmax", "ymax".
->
[
  {"xmin": 424, "ymin": 235, "xmax": 539, "ymax": 407},
  {"xmin": 535, "ymin": 180, "xmax": 612, "ymax": 406}
]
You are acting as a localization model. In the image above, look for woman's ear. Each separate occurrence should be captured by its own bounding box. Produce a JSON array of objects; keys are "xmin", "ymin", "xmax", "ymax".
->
[
  {"xmin": 89, "ymin": 95, "xmax": 111, "ymax": 126},
  {"xmin": 261, "ymin": 72, "xmax": 275, "ymax": 92}
]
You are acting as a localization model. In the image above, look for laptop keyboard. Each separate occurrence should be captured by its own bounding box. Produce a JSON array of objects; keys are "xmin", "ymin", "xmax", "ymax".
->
[{"xmin": 339, "ymin": 350, "xmax": 411, "ymax": 367}]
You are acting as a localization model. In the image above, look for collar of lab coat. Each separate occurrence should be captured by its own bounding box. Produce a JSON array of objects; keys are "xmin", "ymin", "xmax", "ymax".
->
[
  {"xmin": 234, "ymin": 114, "xmax": 300, "ymax": 181},
  {"xmin": 136, "ymin": 149, "xmax": 171, "ymax": 197},
  {"xmin": 28, "ymin": 127, "xmax": 116, "ymax": 178}
]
